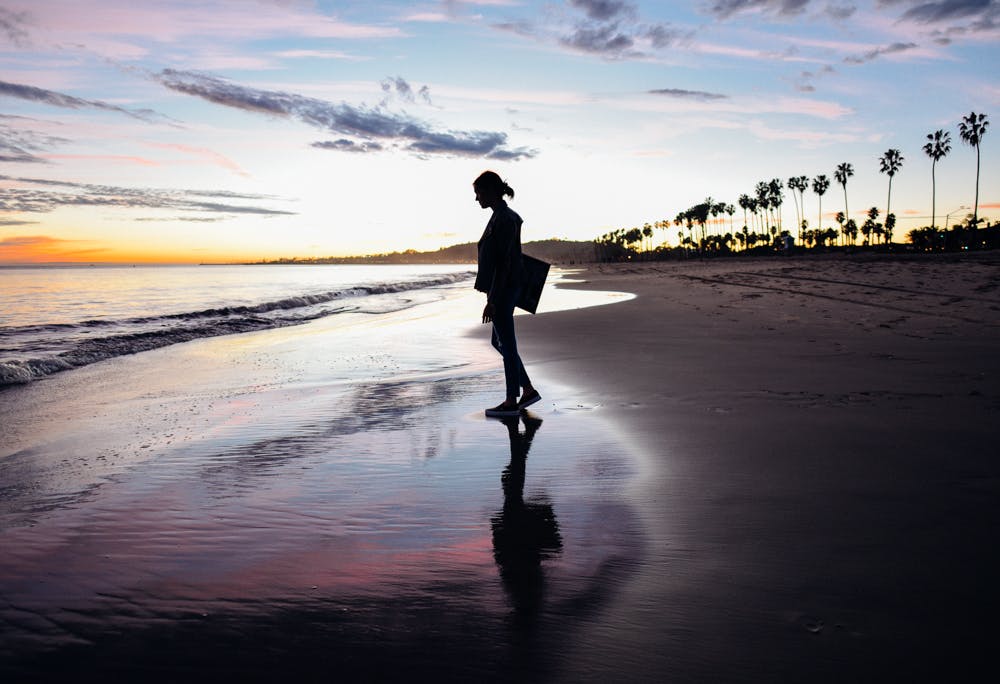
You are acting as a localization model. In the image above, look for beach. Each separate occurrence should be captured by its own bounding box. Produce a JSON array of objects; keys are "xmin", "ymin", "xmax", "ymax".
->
[
  {"xmin": 518, "ymin": 252, "xmax": 1000, "ymax": 681},
  {"xmin": 2, "ymin": 253, "xmax": 999, "ymax": 681}
]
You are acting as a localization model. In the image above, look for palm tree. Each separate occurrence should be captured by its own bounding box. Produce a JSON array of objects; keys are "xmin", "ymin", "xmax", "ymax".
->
[
  {"xmin": 845, "ymin": 218, "xmax": 858, "ymax": 246},
  {"xmin": 879, "ymin": 149, "xmax": 903, "ymax": 244},
  {"xmin": 705, "ymin": 198, "xmax": 722, "ymax": 239},
  {"xmin": 862, "ymin": 206, "xmax": 881, "ymax": 246},
  {"xmin": 692, "ymin": 201, "xmax": 711, "ymax": 249},
  {"xmin": 795, "ymin": 175, "xmax": 808, "ymax": 236},
  {"xmin": 747, "ymin": 196, "xmax": 759, "ymax": 238},
  {"xmin": 787, "ymin": 176, "xmax": 809, "ymax": 242},
  {"xmin": 884, "ymin": 212, "xmax": 897, "ymax": 244},
  {"xmin": 834, "ymin": 162, "xmax": 854, "ymax": 227},
  {"xmin": 787, "ymin": 176, "xmax": 802, "ymax": 240},
  {"xmin": 812, "ymin": 174, "xmax": 830, "ymax": 236},
  {"xmin": 738, "ymin": 193, "xmax": 751, "ymax": 233},
  {"xmin": 958, "ymin": 111, "xmax": 990, "ymax": 228},
  {"xmin": 922, "ymin": 129, "xmax": 951, "ymax": 230},
  {"xmin": 755, "ymin": 181, "xmax": 770, "ymax": 239},
  {"xmin": 656, "ymin": 219, "xmax": 671, "ymax": 248},
  {"xmin": 768, "ymin": 179, "xmax": 784, "ymax": 234}
]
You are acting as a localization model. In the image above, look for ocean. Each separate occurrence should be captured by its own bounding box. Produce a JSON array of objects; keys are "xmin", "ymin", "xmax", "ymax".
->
[{"xmin": 0, "ymin": 264, "xmax": 475, "ymax": 387}]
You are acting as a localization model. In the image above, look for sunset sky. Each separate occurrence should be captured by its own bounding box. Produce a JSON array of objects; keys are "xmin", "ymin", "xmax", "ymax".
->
[{"xmin": 1, "ymin": 0, "xmax": 997, "ymax": 263}]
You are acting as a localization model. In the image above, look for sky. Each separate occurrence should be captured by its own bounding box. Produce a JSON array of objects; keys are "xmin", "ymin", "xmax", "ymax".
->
[{"xmin": 0, "ymin": 0, "xmax": 997, "ymax": 263}]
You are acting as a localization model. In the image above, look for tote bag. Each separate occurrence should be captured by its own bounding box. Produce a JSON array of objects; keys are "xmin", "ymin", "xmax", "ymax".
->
[{"xmin": 516, "ymin": 254, "xmax": 549, "ymax": 314}]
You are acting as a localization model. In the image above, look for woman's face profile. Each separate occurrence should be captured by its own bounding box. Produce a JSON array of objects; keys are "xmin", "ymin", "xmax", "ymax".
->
[{"xmin": 474, "ymin": 185, "xmax": 495, "ymax": 208}]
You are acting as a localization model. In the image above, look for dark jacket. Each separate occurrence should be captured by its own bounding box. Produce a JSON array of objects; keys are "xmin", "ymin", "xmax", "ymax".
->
[{"xmin": 475, "ymin": 200, "xmax": 525, "ymax": 302}]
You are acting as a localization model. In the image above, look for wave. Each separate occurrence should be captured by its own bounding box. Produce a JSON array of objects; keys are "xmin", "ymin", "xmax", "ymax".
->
[{"xmin": 0, "ymin": 271, "xmax": 473, "ymax": 388}]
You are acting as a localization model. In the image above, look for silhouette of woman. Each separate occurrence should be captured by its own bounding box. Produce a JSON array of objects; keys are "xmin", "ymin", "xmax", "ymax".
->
[{"xmin": 473, "ymin": 171, "xmax": 541, "ymax": 417}]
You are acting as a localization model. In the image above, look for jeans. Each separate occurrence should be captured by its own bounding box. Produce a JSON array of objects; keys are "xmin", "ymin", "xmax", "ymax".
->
[{"xmin": 491, "ymin": 288, "xmax": 531, "ymax": 401}]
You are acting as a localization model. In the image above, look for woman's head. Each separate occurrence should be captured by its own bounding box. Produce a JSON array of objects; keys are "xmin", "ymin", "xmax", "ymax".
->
[{"xmin": 473, "ymin": 171, "xmax": 514, "ymax": 208}]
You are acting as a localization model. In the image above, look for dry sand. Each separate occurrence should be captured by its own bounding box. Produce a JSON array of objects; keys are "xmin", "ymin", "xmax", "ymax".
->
[{"xmin": 517, "ymin": 251, "xmax": 1000, "ymax": 682}]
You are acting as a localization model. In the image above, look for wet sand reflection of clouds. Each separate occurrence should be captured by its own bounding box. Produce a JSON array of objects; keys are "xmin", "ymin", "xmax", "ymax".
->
[{"xmin": 0, "ymin": 372, "xmax": 646, "ymax": 680}]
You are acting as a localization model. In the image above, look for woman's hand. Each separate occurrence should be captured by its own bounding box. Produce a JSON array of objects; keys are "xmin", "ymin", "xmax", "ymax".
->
[{"xmin": 482, "ymin": 301, "xmax": 496, "ymax": 324}]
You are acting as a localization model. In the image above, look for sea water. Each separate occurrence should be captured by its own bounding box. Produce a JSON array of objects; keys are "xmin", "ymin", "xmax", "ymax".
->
[{"xmin": 0, "ymin": 264, "xmax": 474, "ymax": 387}]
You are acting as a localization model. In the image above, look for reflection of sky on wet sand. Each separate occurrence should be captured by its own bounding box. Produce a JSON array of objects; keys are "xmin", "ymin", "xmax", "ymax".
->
[{"xmin": 0, "ymin": 282, "xmax": 645, "ymax": 680}]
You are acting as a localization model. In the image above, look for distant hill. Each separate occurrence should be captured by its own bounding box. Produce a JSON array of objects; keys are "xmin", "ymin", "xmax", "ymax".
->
[{"xmin": 255, "ymin": 239, "xmax": 598, "ymax": 265}]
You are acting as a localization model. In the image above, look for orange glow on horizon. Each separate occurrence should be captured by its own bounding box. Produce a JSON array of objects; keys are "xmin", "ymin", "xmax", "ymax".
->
[{"xmin": 0, "ymin": 235, "xmax": 363, "ymax": 265}]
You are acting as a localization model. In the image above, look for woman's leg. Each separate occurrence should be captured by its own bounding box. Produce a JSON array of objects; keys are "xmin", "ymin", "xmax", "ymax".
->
[{"xmin": 491, "ymin": 294, "xmax": 531, "ymax": 401}]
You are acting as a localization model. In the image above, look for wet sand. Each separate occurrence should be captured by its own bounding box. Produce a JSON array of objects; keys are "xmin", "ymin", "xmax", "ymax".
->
[
  {"xmin": 0, "ymin": 278, "xmax": 642, "ymax": 683},
  {"xmin": 517, "ymin": 251, "xmax": 1000, "ymax": 682},
  {"xmin": 2, "ymin": 253, "xmax": 999, "ymax": 682}
]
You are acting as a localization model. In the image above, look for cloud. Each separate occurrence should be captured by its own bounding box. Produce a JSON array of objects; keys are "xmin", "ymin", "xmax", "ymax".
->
[
  {"xmin": 0, "ymin": 118, "xmax": 70, "ymax": 164},
  {"xmin": 402, "ymin": 12, "xmax": 452, "ymax": 22},
  {"xmin": 706, "ymin": 0, "xmax": 811, "ymax": 19},
  {"xmin": 794, "ymin": 64, "xmax": 836, "ymax": 91},
  {"xmin": 153, "ymin": 69, "xmax": 534, "ymax": 160},
  {"xmin": 0, "ymin": 235, "xmax": 56, "ymax": 247},
  {"xmin": 560, "ymin": 22, "xmax": 636, "ymax": 55},
  {"xmin": 826, "ymin": 3, "xmax": 858, "ymax": 19},
  {"xmin": 0, "ymin": 80, "xmax": 161, "ymax": 122},
  {"xmin": 493, "ymin": 0, "xmax": 688, "ymax": 58},
  {"xmin": 559, "ymin": 0, "xmax": 689, "ymax": 58},
  {"xmin": 380, "ymin": 76, "xmax": 433, "ymax": 106},
  {"xmin": 0, "ymin": 6, "xmax": 30, "ymax": 46},
  {"xmin": 133, "ymin": 216, "xmax": 227, "ymax": 222},
  {"xmin": 649, "ymin": 88, "xmax": 729, "ymax": 101},
  {"xmin": 274, "ymin": 49, "xmax": 366, "ymax": 61},
  {"xmin": 0, "ymin": 148, "xmax": 45, "ymax": 164},
  {"xmin": 0, "ymin": 219, "xmax": 39, "ymax": 226},
  {"xmin": 569, "ymin": 0, "xmax": 637, "ymax": 22},
  {"xmin": 0, "ymin": 0, "xmax": 403, "ymax": 45},
  {"xmin": 311, "ymin": 139, "xmax": 384, "ymax": 153},
  {"xmin": 145, "ymin": 142, "xmax": 251, "ymax": 177},
  {"xmin": 0, "ymin": 234, "xmax": 109, "ymax": 262},
  {"xmin": 880, "ymin": 0, "xmax": 999, "ymax": 33},
  {"xmin": 887, "ymin": 0, "xmax": 996, "ymax": 23},
  {"xmin": 843, "ymin": 41, "xmax": 918, "ymax": 63},
  {"xmin": 0, "ymin": 174, "xmax": 295, "ymax": 217}
]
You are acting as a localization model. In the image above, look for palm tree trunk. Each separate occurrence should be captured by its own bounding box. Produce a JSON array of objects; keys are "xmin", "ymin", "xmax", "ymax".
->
[
  {"xmin": 931, "ymin": 160, "xmax": 937, "ymax": 230},
  {"xmin": 799, "ymin": 189, "xmax": 806, "ymax": 241},
  {"xmin": 843, "ymin": 187, "xmax": 849, "ymax": 230},
  {"xmin": 886, "ymin": 177, "xmax": 892, "ymax": 245},
  {"xmin": 791, "ymin": 192, "xmax": 800, "ymax": 240},
  {"xmin": 974, "ymin": 144, "xmax": 981, "ymax": 227}
]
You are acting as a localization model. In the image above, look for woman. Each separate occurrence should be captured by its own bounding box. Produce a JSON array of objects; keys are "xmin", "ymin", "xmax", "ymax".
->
[{"xmin": 473, "ymin": 170, "xmax": 541, "ymax": 418}]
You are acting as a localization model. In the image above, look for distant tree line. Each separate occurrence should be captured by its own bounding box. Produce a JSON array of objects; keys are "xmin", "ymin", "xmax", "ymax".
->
[{"xmin": 594, "ymin": 111, "xmax": 994, "ymax": 261}]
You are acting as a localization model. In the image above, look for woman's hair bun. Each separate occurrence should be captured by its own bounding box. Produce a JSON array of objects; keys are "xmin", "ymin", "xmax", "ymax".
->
[{"xmin": 474, "ymin": 170, "xmax": 514, "ymax": 199}]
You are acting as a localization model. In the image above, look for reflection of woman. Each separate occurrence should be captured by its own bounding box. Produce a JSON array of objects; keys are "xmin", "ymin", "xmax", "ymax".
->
[
  {"xmin": 473, "ymin": 171, "xmax": 541, "ymax": 418},
  {"xmin": 491, "ymin": 414, "xmax": 561, "ymax": 623}
]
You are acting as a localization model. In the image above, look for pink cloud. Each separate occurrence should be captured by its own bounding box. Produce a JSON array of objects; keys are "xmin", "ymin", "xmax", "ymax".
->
[
  {"xmin": 6, "ymin": 0, "xmax": 403, "ymax": 45},
  {"xmin": 146, "ymin": 142, "xmax": 250, "ymax": 177},
  {"xmin": 44, "ymin": 153, "xmax": 161, "ymax": 166}
]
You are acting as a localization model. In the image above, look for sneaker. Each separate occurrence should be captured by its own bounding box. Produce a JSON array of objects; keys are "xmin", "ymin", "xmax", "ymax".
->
[
  {"xmin": 517, "ymin": 390, "xmax": 541, "ymax": 410},
  {"xmin": 485, "ymin": 401, "xmax": 520, "ymax": 418}
]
